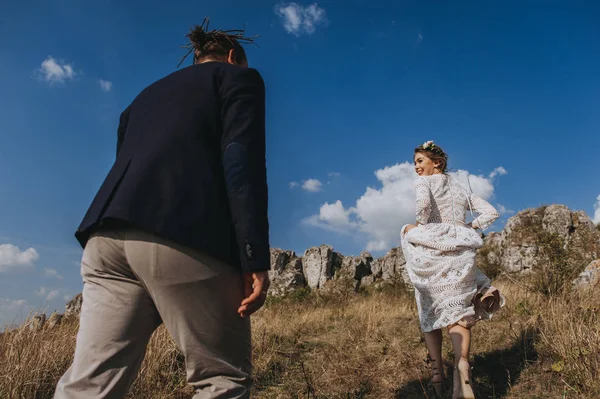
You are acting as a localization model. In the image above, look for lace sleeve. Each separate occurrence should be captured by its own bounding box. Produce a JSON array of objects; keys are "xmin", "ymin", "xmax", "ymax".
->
[
  {"xmin": 470, "ymin": 194, "xmax": 500, "ymax": 230},
  {"xmin": 414, "ymin": 178, "xmax": 432, "ymax": 225}
]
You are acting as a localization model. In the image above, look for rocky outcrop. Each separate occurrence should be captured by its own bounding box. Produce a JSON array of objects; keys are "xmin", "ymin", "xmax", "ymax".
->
[
  {"xmin": 28, "ymin": 314, "xmax": 46, "ymax": 331},
  {"xmin": 47, "ymin": 312, "xmax": 63, "ymax": 330},
  {"xmin": 478, "ymin": 205, "xmax": 600, "ymax": 275},
  {"xmin": 325, "ymin": 251, "xmax": 373, "ymax": 293},
  {"xmin": 267, "ymin": 245, "xmax": 412, "ymax": 296},
  {"xmin": 22, "ymin": 311, "xmax": 66, "ymax": 332},
  {"xmin": 55, "ymin": 204, "xmax": 597, "ymax": 305},
  {"xmin": 573, "ymin": 259, "xmax": 600, "ymax": 290},
  {"xmin": 65, "ymin": 294, "xmax": 83, "ymax": 318},
  {"xmin": 302, "ymin": 245, "xmax": 340, "ymax": 289},
  {"xmin": 268, "ymin": 249, "xmax": 306, "ymax": 297},
  {"xmin": 368, "ymin": 247, "xmax": 410, "ymax": 286},
  {"xmin": 339, "ymin": 251, "xmax": 372, "ymax": 281}
]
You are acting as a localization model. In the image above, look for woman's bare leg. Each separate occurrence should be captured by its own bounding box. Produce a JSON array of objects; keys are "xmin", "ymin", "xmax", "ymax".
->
[
  {"xmin": 424, "ymin": 329, "xmax": 444, "ymax": 392},
  {"xmin": 448, "ymin": 324, "xmax": 470, "ymax": 363},
  {"xmin": 448, "ymin": 324, "xmax": 475, "ymax": 398}
]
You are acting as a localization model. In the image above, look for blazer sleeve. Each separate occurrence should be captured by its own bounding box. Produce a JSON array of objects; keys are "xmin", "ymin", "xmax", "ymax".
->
[
  {"xmin": 116, "ymin": 105, "xmax": 131, "ymax": 156},
  {"xmin": 219, "ymin": 67, "xmax": 270, "ymax": 272}
]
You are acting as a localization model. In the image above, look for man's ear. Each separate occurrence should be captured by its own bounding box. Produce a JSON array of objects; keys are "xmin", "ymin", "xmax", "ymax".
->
[{"xmin": 227, "ymin": 49, "xmax": 236, "ymax": 65}]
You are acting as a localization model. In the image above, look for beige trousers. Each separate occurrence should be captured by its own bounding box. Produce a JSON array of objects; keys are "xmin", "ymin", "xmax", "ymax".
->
[{"xmin": 54, "ymin": 227, "xmax": 252, "ymax": 399}]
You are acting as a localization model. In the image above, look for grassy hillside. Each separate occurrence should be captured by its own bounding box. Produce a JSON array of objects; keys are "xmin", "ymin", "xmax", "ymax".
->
[{"xmin": 1, "ymin": 280, "xmax": 599, "ymax": 398}]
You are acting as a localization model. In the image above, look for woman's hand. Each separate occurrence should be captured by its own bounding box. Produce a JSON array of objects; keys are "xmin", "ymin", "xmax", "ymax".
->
[{"xmin": 405, "ymin": 224, "xmax": 417, "ymax": 233}]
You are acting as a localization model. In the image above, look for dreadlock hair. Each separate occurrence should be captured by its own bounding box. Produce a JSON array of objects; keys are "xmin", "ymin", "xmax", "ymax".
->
[{"xmin": 178, "ymin": 18, "xmax": 260, "ymax": 67}]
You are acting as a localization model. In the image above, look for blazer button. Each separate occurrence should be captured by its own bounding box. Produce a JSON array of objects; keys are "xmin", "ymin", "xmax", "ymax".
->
[{"xmin": 245, "ymin": 242, "xmax": 254, "ymax": 260}]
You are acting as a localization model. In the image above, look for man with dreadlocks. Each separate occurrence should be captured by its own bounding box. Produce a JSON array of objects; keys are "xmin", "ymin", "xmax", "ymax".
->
[{"xmin": 55, "ymin": 20, "xmax": 269, "ymax": 399}]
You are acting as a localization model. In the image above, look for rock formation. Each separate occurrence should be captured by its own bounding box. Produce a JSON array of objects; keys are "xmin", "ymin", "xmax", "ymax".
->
[
  {"xmin": 65, "ymin": 293, "xmax": 83, "ymax": 319},
  {"xmin": 268, "ymin": 249, "xmax": 306, "ymax": 296},
  {"xmin": 302, "ymin": 245, "xmax": 339, "ymax": 289},
  {"xmin": 47, "ymin": 312, "xmax": 63, "ymax": 330},
  {"xmin": 52, "ymin": 204, "xmax": 600, "ymax": 310},
  {"xmin": 573, "ymin": 259, "xmax": 600, "ymax": 290},
  {"xmin": 368, "ymin": 247, "xmax": 409, "ymax": 286},
  {"xmin": 28, "ymin": 314, "xmax": 46, "ymax": 331},
  {"xmin": 267, "ymin": 245, "xmax": 412, "ymax": 296},
  {"xmin": 477, "ymin": 205, "xmax": 600, "ymax": 276}
]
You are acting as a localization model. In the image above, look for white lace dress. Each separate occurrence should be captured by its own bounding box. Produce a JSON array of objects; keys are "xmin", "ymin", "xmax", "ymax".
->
[{"xmin": 401, "ymin": 174, "xmax": 502, "ymax": 332}]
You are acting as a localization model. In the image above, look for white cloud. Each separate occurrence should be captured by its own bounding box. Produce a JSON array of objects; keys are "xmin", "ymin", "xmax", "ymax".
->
[
  {"xmin": 275, "ymin": 2, "xmax": 327, "ymax": 36},
  {"xmin": 416, "ymin": 33, "xmax": 423, "ymax": 45},
  {"xmin": 46, "ymin": 290, "xmax": 59, "ymax": 301},
  {"xmin": 302, "ymin": 178, "xmax": 323, "ymax": 192},
  {"xmin": 63, "ymin": 294, "xmax": 72, "ymax": 301},
  {"xmin": 99, "ymin": 79, "xmax": 112, "ymax": 92},
  {"xmin": 304, "ymin": 163, "xmax": 506, "ymax": 252},
  {"xmin": 303, "ymin": 200, "xmax": 356, "ymax": 234},
  {"xmin": 36, "ymin": 286, "xmax": 60, "ymax": 301},
  {"xmin": 319, "ymin": 201, "xmax": 352, "ymax": 227},
  {"xmin": 0, "ymin": 298, "xmax": 27, "ymax": 309},
  {"xmin": 452, "ymin": 170, "xmax": 496, "ymax": 200},
  {"xmin": 353, "ymin": 163, "xmax": 418, "ymax": 251},
  {"xmin": 35, "ymin": 287, "xmax": 64, "ymax": 301},
  {"xmin": 0, "ymin": 244, "xmax": 39, "ymax": 273},
  {"xmin": 0, "ymin": 298, "xmax": 29, "ymax": 327},
  {"xmin": 489, "ymin": 166, "xmax": 508, "ymax": 179},
  {"xmin": 291, "ymin": 177, "xmax": 329, "ymax": 191},
  {"xmin": 497, "ymin": 204, "xmax": 514, "ymax": 216},
  {"xmin": 44, "ymin": 268, "xmax": 63, "ymax": 280},
  {"xmin": 37, "ymin": 56, "xmax": 75, "ymax": 84},
  {"xmin": 593, "ymin": 194, "xmax": 600, "ymax": 224},
  {"xmin": 328, "ymin": 172, "xmax": 340, "ymax": 177}
]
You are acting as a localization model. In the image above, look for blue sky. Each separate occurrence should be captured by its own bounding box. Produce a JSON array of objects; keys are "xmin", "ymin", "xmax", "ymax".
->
[{"xmin": 1, "ymin": 0, "xmax": 599, "ymax": 327}]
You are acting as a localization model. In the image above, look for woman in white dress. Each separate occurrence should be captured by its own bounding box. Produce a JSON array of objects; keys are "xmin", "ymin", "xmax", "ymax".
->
[{"xmin": 401, "ymin": 141, "xmax": 504, "ymax": 399}]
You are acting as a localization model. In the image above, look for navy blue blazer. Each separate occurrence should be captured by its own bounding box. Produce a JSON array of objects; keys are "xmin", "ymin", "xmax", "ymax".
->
[{"xmin": 75, "ymin": 62, "xmax": 270, "ymax": 272}]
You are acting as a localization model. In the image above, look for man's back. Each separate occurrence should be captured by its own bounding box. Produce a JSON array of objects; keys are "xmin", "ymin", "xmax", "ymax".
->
[
  {"xmin": 76, "ymin": 61, "xmax": 270, "ymax": 272},
  {"xmin": 55, "ymin": 23, "xmax": 270, "ymax": 399}
]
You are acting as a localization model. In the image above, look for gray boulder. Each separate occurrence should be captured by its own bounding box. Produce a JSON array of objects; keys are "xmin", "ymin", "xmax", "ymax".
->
[
  {"xmin": 338, "ymin": 251, "xmax": 372, "ymax": 281},
  {"xmin": 46, "ymin": 312, "xmax": 63, "ymax": 330},
  {"xmin": 478, "ymin": 205, "xmax": 600, "ymax": 275},
  {"xmin": 28, "ymin": 314, "xmax": 46, "ymax": 331},
  {"xmin": 573, "ymin": 259, "xmax": 600, "ymax": 290},
  {"xmin": 369, "ymin": 247, "xmax": 412, "ymax": 289},
  {"xmin": 302, "ymin": 245, "xmax": 338, "ymax": 289},
  {"xmin": 269, "ymin": 249, "xmax": 306, "ymax": 296}
]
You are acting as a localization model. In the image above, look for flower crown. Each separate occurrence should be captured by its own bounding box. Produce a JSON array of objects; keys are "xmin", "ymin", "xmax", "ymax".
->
[{"xmin": 420, "ymin": 140, "xmax": 446, "ymax": 157}]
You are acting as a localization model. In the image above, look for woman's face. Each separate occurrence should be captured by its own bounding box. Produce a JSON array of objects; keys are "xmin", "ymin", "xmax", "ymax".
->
[{"xmin": 414, "ymin": 152, "xmax": 440, "ymax": 176}]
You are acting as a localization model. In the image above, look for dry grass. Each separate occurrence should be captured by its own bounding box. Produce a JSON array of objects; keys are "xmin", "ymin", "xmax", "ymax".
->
[{"xmin": 1, "ymin": 281, "xmax": 599, "ymax": 398}]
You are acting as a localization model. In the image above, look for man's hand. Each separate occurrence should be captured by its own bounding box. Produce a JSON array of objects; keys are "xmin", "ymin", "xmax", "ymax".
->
[{"xmin": 238, "ymin": 271, "xmax": 270, "ymax": 318}]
